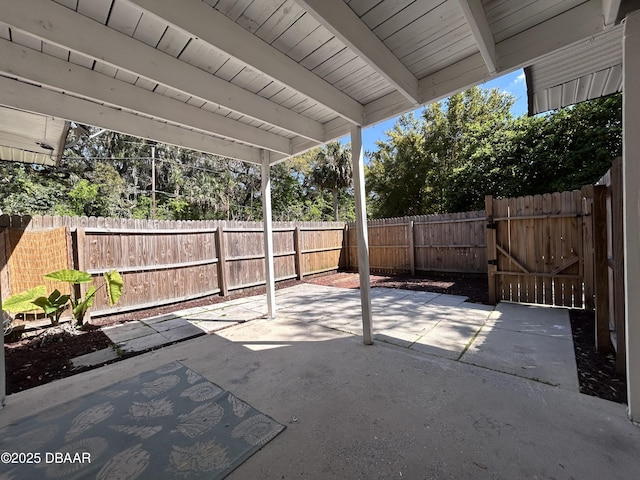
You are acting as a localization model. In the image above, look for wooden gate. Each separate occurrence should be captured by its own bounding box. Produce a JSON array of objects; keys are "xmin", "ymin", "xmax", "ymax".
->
[{"xmin": 485, "ymin": 190, "xmax": 592, "ymax": 308}]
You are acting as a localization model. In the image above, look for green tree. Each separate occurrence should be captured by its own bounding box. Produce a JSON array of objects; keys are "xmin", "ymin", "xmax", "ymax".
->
[
  {"xmin": 366, "ymin": 113, "xmax": 431, "ymax": 217},
  {"xmin": 310, "ymin": 142, "xmax": 353, "ymax": 221},
  {"xmin": 366, "ymin": 87, "xmax": 621, "ymax": 216},
  {"xmin": 367, "ymin": 88, "xmax": 515, "ymax": 216}
]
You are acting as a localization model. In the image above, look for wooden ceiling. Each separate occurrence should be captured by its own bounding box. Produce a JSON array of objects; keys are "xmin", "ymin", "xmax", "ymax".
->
[{"xmin": 0, "ymin": 1, "xmax": 630, "ymax": 164}]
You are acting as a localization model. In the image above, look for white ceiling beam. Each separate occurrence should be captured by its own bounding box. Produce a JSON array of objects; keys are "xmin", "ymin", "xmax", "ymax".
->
[
  {"xmin": 0, "ymin": 76, "xmax": 273, "ymax": 164},
  {"xmin": 416, "ymin": 0, "xmax": 605, "ymax": 110},
  {"xmin": 0, "ymin": 39, "xmax": 293, "ymax": 156},
  {"xmin": 456, "ymin": 0, "xmax": 497, "ymax": 73},
  {"xmin": 0, "ymin": 0, "xmax": 325, "ymax": 142},
  {"xmin": 364, "ymin": 0, "xmax": 605, "ymax": 126},
  {"xmin": 602, "ymin": 0, "xmax": 622, "ymax": 26},
  {"xmin": 126, "ymin": 0, "xmax": 364, "ymax": 126},
  {"xmin": 294, "ymin": 0, "xmax": 420, "ymax": 106},
  {"xmin": 289, "ymin": 117, "xmax": 355, "ymax": 160}
]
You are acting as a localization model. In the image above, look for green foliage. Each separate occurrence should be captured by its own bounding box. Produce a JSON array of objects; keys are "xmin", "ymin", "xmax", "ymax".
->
[
  {"xmin": 104, "ymin": 270, "xmax": 124, "ymax": 306},
  {"xmin": 366, "ymin": 113, "xmax": 431, "ymax": 217},
  {"xmin": 71, "ymin": 285, "xmax": 97, "ymax": 325},
  {"xmin": 32, "ymin": 290, "xmax": 71, "ymax": 326},
  {"xmin": 2, "ymin": 286, "xmax": 47, "ymax": 314},
  {"xmin": 0, "ymin": 126, "xmax": 357, "ymax": 223},
  {"xmin": 62, "ymin": 180, "xmax": 99, "ymax": 216},
  {"xmin": 366, "ymin": 89, "xmax": 621, "ymax": 216},
  {"xmin": 1, "ymin": 90, "xmax": 619, "ymax": 223},
  {"xmin": 309, "ymin": 142, "xmax": 354, "ymax": 221},
  {"xmin": 1, "ymin": 269, "xmax": 123, "ymax": 327},
  {"xmin": 45, "ymin": 269, "xmax": 123, "ymax": 326},
  {"xmin": 44, "ymin": 269, "xmax": 93, "ymax": 284}
]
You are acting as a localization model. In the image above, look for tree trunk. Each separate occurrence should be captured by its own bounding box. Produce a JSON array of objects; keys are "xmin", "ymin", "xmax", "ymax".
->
[{"xmin": 332, "ymin": 189, "xmax": 339, "ymax": 221}]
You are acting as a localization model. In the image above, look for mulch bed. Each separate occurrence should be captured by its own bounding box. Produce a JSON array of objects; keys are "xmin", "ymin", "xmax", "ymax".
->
[
  {"xmin": 4, "ymin": 325, "xmax": 112, "ymax": 394},
  {"xmin": 306, "ymin": 271, "xmax": 488, "ymax": 304},
  {"xmin": 3, "ymin": 279, "xmax": 302, "ymax": 395},
  {"xmin": 568, "ymin": 309, "xmax": 627, "ymax": 404},
  {"xmin": 3, "ymin": 272, "xmax": 627, "ymax": 406}
]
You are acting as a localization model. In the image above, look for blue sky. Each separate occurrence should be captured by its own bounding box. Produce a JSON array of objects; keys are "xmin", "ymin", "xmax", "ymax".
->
[{"xmin": 353, "ymin": 69, "xmax": 528, "ymax": 155}]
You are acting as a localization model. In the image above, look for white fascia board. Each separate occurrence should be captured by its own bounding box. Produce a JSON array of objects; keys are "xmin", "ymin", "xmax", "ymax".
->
[
  {"xmin": 0, "ymin": 76, "xmax": 270, "ymax": 164},
  {"xmin": 295, "ymin": 0, "xmax": 420, "ymax": 105},
  {"xmin": 126, "ymin": 0, "xmax": 364, "ymax": 126},
  {"xmin": 603, "ymin": 0, "xmax": 622, "ymax": 26},
  {"xmin": 456, "ymin": 0, "xmax": 497, "ymax": 73},
  {"xmin": 0, "ymin": 0, "xmax": 324, "ymax": 142},
  {"xmin": 0, "ymin": 39, "xmax": 293, "ymax": 156},
  {"xmin": 495, "ymin": 0, "xmax": 605, "ymax": 71}
]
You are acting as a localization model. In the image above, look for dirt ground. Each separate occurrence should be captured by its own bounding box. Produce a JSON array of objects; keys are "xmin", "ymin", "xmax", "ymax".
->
[{"xmin": 3, "ymin": 272, "xmax": 626, "ymax": 405}]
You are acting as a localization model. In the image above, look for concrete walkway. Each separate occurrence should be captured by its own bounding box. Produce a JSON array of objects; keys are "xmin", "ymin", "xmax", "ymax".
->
[
  {"xmin": 7, "ymin": 283, "xmax": 637, "ymax": 479},
  {"xmin": 75, "ymin": 284, "xmax": 578, "ymax": 390},
  {"xmin": 274, "ymin": 283, "xmax": 579, "ymax": 390},
  {"xmin": 72, "ymin": 297, "xmax": 271, "ymax": 368}
]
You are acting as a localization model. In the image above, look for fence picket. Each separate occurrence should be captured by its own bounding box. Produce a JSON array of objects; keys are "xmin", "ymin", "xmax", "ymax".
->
[{"xmin": 1, "ymin": 183, "xmax": 607, "ymax": 320}]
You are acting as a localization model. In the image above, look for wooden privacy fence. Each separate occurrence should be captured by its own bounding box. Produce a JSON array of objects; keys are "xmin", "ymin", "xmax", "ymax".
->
[
  {"xmin": 485, "ymin": 190, "xmax": 592, "ymax": 309},
  {"xmin": 595, "ymin": 157, "xmax": 625, "ymax": 373},
  {"xmin": 346, "ymin": 211, "xmax": 487, "ymax": 274},
  {"xmin": 0, "ymin": 171, "xmax": 624, "ymax": 364},
  {"xmin": 0, "ymin": 226, "xmax": 73, "ymax": 301},
  {"xmin": 0, "ymin": 215, "xmax": 345, "ymax": 319}
]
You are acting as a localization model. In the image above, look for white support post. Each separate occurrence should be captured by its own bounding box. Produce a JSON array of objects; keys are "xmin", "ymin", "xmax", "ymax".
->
[
  {"xmin": 623, "ymin": 10, "xmax": 640, "ymax": 423},
  {"xmin": 261, "ymin": 150, "xmax": 277, "ymax": 320},
  {"xmin": 351, "ymin": 124, "xmax": 373, "ymax": 345}
]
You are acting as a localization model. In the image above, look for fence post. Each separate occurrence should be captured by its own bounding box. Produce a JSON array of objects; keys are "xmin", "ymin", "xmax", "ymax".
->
[
  {"xmin": 294, "ymin": 226, "xmax": 303, "ymax": 280},
  {"xmin": 610, "ymin": 157, "xmax": 626, "ymax": 374},
  {"xmin": 408, "ymin": 221, "xmax": 415, "ymax": 276},
  {"xmin": 0, "ymin": 230, "xmax": 8, "ymax": 306},
  {"xmin": 216, "ymin": 226, "xmax": 228, "ymax": 296},
  {"xmin": 581, "ymin": 186, "xmax": 595, "ymax": 311},
  {"xmin": 74, "ymin": 227, "xmax": 89, "ymax": 320},
  {"xmin": 485, "ymin": 195, "xmax": 497, "ymax": 304},
  {"xmin": 343, "ymin": 224, "xmax": 349, "ymax": 271},
  {"xmin": 592, "ymin": 185, "xmax": 611, "ymax": 352}
]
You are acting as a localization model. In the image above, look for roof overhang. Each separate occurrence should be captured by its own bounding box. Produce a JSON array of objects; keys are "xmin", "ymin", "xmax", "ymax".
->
[
  {"xmin": 0, "ymin": 0, "xmax": 635, "ymax": 164},
  {"xmin": 525, "ymin": 24, "xmax": 623, "ymax": 115},
  {"xmin": 0, "ymin": 105, "xmax": 69, "ymax": 166}
]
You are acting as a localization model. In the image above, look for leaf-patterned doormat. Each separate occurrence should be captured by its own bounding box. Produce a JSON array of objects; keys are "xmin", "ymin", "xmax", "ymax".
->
[{"xmin": 0, "ymin": 361, "xmax": 285, "ymax": 479}]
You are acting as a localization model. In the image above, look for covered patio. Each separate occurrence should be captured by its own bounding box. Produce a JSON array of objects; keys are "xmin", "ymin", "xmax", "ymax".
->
[
  {"xmin": 2, "ymin": 2, "xmax": 640, "ymax": 473},
  {"xmin": 2, "ymin": 283, "xmax": 639, "ymax": 478}
]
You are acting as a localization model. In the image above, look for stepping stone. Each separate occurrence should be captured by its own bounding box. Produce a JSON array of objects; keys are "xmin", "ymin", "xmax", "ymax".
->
[
  {"xmin": 117, "ymin": 332, "xmax": 168, "ymax": 353},
  {"xmin": 71, "ymin": 348, "xmax": 120, "ymax": 369},
  {"xmin": 143, "ymin": 317, "xmax": 190, "ymax": 332},
  {"xmin": 158, "ymin": 323, "xmax": 204, "ymax": 342},
  {"xmin": 141, "ymin": 314, "xmax": 180, "ymax": 325},
  {"xmin": 103, "ymin": 322, "xmax": 155, "ymax": 343}
]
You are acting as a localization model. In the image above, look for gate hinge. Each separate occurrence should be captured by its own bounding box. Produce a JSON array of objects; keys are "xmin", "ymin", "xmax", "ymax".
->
[
  {"xmin": 488, "ymin": 259, "xmax": 498, "ymax": 265},
  {"xmin": 486, "ymin": 217, "xmax": 496, "ymax": 229}
]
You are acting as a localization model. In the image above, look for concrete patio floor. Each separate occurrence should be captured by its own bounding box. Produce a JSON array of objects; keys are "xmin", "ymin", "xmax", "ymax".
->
[{"xmin": 2, "ymin": 284, "xmax": 639, "ymax": 479}]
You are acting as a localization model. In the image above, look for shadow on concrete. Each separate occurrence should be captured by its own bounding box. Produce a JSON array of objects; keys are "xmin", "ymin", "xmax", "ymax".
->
[{"xmin": 2, "ymin": 286, "xmax": 638, "ymax": 479}]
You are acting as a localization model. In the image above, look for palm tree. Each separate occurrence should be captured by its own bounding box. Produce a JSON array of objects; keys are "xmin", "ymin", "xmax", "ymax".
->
[{"xmin": 310, "ymin": 142, "xmax": 352, "ymax": 221}]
